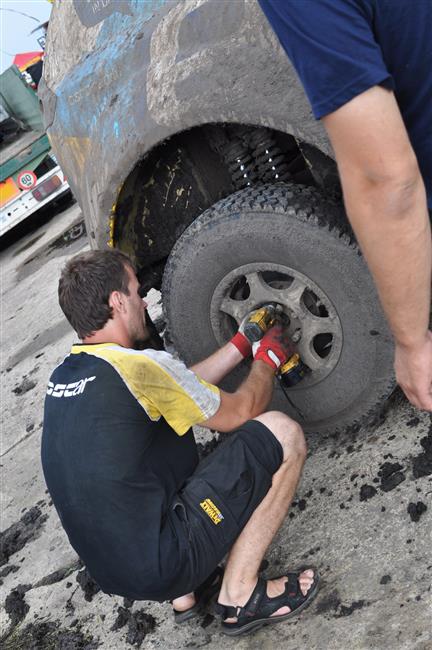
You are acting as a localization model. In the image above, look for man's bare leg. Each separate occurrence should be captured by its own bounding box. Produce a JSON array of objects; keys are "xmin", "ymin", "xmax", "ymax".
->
[
  {"xmin": 217, "ymin": 411, "xmax": 313, "ymax": 620},
  {"xmin": 173, "ymin": 410, "xmax": 312, "ymax": 615}
]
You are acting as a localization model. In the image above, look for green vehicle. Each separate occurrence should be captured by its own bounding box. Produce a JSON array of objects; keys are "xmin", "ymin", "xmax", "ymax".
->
[{"xmin": 0, "ymin": 65, "xmax": 70, "ymax": 237}]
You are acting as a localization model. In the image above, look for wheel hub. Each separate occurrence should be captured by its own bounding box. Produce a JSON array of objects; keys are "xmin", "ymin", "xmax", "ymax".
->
[{"xmin": 210, "ymin": 262, "xmax": 343, "ymax": 387}]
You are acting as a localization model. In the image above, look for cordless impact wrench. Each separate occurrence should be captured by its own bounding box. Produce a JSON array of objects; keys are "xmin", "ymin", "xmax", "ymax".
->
[{"xmin": 243, "ymin": 303, "xmax": 309, "ymax": 387}]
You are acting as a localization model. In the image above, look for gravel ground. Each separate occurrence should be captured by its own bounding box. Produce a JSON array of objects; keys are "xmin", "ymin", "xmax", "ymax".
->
[{"xmin": 1, "ymin": 202, "xmax": 431, "ymax": 649}]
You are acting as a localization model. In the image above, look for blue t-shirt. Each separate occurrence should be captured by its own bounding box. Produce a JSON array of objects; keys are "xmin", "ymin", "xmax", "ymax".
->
[{"xmin": 258, "ymin": 0, "xmax": 432, "ymax": 208}]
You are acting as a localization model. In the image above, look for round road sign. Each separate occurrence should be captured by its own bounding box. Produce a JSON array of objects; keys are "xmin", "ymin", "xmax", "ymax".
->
[{"xmin": 17, "ymin": 170, "xmax": 37, "ymax": 190}]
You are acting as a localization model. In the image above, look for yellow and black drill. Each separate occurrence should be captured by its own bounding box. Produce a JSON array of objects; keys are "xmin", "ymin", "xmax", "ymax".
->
[
  {"xmin": 243, "ymin": 303, "xmax": 281, "ymax": 342},
  {"xmin": 244, "ymin": 303, "xmax": 309, "ymax": 387},
  {"xmin": 279, "ymin": 353, "xmax": 309, "ymax": 387}
]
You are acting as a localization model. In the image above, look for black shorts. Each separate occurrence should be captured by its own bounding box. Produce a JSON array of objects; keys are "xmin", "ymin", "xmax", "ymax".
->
[{"xmin": 165, "ymin": 419, "xmax": 283, "ymax": 600}]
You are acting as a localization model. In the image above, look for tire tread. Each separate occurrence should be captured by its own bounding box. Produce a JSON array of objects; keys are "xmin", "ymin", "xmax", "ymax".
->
[{"xmin": 162, "ymin": 183, "xmax": 394, "ymax": 435}]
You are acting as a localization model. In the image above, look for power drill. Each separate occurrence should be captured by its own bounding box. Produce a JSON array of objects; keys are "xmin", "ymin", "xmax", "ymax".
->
[
  {"xmin": 243, "ymin": 304, "xmax": 281, "ymax": 342},
  {"xmin": 244, "ymin": 303, "xmax": 309, "ymax": 387}
]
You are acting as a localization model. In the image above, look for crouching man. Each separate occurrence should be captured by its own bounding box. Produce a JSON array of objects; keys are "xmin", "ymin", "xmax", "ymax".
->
[{"xmin": 41, "ymin": 249, "xmax": 319, "ymax": 636}]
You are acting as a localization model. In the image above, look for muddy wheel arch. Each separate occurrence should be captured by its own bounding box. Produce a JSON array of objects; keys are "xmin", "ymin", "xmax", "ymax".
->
[{"xmin": 113, "ymin": 123, "xmax": 340, "ymax": 292}]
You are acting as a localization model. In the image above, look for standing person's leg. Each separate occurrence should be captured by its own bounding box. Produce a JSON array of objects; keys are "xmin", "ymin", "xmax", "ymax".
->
[{"xmin": 216, "ymin": 411, "xmax": 317, "ymax": 627}]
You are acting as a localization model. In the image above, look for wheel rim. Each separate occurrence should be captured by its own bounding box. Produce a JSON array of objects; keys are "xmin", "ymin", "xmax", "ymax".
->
[{"xmin": 210, "ymin": 262, "xmax": 343, "ymax": 387}]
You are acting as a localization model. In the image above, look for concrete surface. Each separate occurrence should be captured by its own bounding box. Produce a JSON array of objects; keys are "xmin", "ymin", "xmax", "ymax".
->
[{"xmin": 1, "ymin": 203, "xmax": 431, "ymax": 649}]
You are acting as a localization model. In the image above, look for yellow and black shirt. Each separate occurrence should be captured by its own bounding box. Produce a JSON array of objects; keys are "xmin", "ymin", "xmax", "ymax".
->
[{"xmin": 41, "ymin": 343, "xmax": 220, "ymax": 599}]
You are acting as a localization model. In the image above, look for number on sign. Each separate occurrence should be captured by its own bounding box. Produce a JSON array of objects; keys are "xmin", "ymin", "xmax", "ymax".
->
[{"xmin": 17, "ymin": 171, "xmax": 37, "ymax": 190}]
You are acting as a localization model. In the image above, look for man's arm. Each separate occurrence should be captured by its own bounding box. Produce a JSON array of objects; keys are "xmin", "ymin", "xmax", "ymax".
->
[
  {"xmin": 190, "ymin": 308, "xmax": 270, "ymax": 384},
  {"xmin": 138, "ymin": 327, "xmax": 290, "ymax": 434},
  {"xmin": 190, "ymin": 341, "xmax": 244, "ymax": 385},
  {"xmin": 196, "ymin": 325, "xmax": 294, "ymax": 432},
  {"xmin": 323, "ymin": 85, "xmax": 432, "ymax": 410},
  {"xmin": 200, "ymin": 360, "xmax": 275, "ymax": 432}
]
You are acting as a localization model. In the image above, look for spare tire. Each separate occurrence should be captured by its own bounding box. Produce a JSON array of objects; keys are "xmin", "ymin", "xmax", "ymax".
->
[{"xmin": 162, "ymin": 184, "xmax": 395, "ymax": 434}]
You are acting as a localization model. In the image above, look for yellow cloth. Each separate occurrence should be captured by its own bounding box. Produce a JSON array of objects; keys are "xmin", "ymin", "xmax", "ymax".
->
[{"xmin": 70, "ymin": 343, "xmax": 220, "ymax": 435}]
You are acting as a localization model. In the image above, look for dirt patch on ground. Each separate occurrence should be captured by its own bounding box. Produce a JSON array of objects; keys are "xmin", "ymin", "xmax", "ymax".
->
[
  {"xmin": 1, "ymin": 621, "xmax": 100, "ymax": 650},
  {"xmin": 407, "ymin": 501, "xmax": 427, "ymax": 522},
  {"xmin": 47, "ymin": 220, "xmax": 86, "ymax": 251},
  {"xmin": 76, "ymin": 567, "xmax": 101, "ymax": 602},
  {"xmin": 0, "ymin": 564, "xmax": 19, "ymax": 582},
  {"xmin": 34, "ymin": 561, "xmax": 82, "ymax": 588},
  {"xmin": 111, "ymin": 607, "xmax": 156, "ymax": 647},
  {"xmin": 4, "ymin": 584, "xmax": 31, "ymax": 627},
  {"xmin": 378, "ymin": 461, "xmax": 406, "ymax": 492},
  {"xmin": 17, "ymin": 217, "xmax": 86, "ymax": 283},
  {"xmin": 359, "ymin": 484, "xmax": 377, "ymax": 501},
  {"xmin": 412, "ymin": 421, "xmax": 432, "ymax": 478},
  {"xmin": 334, "ymin": 599, "xmax": 369, "ymax": 618},
  {"xmin": 0, "ymin": 506, "xmax": 48, "ymax": 566},
  {"xmin": 13, "ymin": 233, "xmax": 45, "ymax": 256},
  {"xmin": 6, "ymin": 320, "xmax": 72, "ymax": 369},
  {"xmin": 12, "ymin": 376, "xmax": 37, "ymax": 396},
  {"xmin": 315, "ymin": 589, "xmax": 342, "ymax": 616}
]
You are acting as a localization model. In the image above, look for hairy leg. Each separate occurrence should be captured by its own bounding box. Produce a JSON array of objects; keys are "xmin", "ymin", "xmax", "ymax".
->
[{"xmin": 218, "ymin": 411, "xmax": 313, "ymax": 619}]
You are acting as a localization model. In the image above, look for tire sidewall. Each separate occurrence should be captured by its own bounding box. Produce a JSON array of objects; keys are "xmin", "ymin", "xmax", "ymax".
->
[{"xmin": 163, "ymin": 191, "xmax": 394, "ymax": 433}]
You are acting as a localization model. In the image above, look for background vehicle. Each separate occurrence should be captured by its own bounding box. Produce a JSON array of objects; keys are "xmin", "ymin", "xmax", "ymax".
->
[
  {"xmin": 0, "ymin": 64, "xmax": 69, "ymax": 237},
  {"xmin": 40, "ymin": 0, "xmax": 396, "ymax": 434}
]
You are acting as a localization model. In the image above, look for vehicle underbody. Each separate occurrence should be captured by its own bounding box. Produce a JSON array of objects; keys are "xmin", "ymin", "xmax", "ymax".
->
[{"xmin": 114, "ymin": 123, "xmax": 342, "ymax": 293}]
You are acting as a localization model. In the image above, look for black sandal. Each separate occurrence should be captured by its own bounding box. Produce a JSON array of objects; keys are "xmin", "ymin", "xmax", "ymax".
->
[
  {"xmin": 215, "ymin": 569, "xmax": 319, "ymax": 636},
  {"xmin": 173, "ymin": 566, "xmax": 224, "ymax": 624}
]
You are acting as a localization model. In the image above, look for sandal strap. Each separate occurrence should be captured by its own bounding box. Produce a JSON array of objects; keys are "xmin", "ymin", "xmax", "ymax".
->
[
  {"xmin": 214, "ymin": 602, "xmax": 239, "ymax": 619},
  {"xmin": 215, "ymin": 577, "xmax": 267, "ymax": 620},
  {"xmin": 280, "ymin": 572, "xmax": 305, "ymax": 609},
  {"xmin": 253, "ymin": 571, "xmax": 307, "ymax": 615},
  {"xmin": 242, "ymin": 577, "xmax": 267, "ymax": 617},
  {"xmin": 215, "ymin": 571, "xmax": 312, "ymax": 622},
  {"xmin": 285, "ymin": 572, "xmax": 301, "ymax": 597}
]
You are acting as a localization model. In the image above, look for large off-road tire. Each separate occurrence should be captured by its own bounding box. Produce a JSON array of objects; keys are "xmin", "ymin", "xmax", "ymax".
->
[{"xmin": 162, "ymin": 184, "xmax": 395, "ymax": 434}]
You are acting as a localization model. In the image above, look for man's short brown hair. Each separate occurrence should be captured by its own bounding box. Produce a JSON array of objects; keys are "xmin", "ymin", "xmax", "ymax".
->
[{"xmin": 58, "ymin": 249, "xmax": 135, "ymax": 339}]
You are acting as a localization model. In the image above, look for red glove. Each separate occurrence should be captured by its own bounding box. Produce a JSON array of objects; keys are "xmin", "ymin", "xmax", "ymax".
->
[
  {"xmin": 253, "ymin": 326, "xmax": 295, "ymax": 371},
  {"xmin": 230, "ymin": 331, "xmax": 252, "ymax": 358},
  {"xmin": 230, "ymin": 308, "xmax": 266, "ymax": 358}
]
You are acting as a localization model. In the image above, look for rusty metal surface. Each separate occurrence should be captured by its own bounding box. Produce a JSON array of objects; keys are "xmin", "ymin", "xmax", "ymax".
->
[{"xmin": 41, "ymin": 0, "xmax": 332, "ymax": 252}]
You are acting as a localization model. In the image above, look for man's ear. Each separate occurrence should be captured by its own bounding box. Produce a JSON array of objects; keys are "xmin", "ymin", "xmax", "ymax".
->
[{"xmin": 109, "ymin": 290, "xmax": 126, "ymax": 314}]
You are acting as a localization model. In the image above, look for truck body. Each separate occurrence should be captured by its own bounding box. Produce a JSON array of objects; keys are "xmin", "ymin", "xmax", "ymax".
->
[
  {"xmin": 0, "ymin": 65, "xmax": 69, "ymax": 237},
  {"xmin": 40, "ymin": 0, "xmax": 398, "ymax": 434}
]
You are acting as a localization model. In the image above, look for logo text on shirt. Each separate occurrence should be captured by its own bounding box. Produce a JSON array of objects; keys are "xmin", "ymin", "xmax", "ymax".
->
[{"xmin": 47, "ymin": 376, "xmax": 96, "ymax": 397}]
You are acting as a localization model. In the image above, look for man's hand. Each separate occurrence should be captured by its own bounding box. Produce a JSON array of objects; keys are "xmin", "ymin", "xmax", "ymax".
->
[
  {"xmin": 395, "ymin": 332, "xmax": 432, "ymax": 410},
  {"xmin": 230, "ymin": 307, "xmax": 277, "ymax": 358},
  {"xmin": 253, "ymin": 325, "xmax": 295, "ymax": 371},
  {"xmin": 191, "ymin": 308, "xmax": 279, "ymax": 385}
]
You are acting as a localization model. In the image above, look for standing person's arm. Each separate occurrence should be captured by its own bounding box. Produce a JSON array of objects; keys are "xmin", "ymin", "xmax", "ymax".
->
[
  {"xmin": 322, "ymin": 86, "xmax": 432, "ymax": 410},
  {"xmin": 257, "ymin": 0, "xmax": 432, "ymax": 410}
]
